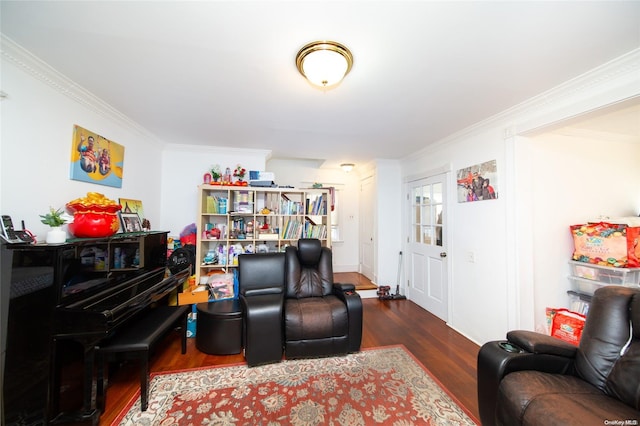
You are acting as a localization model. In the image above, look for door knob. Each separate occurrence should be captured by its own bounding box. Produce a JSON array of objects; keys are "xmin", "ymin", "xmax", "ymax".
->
[{"xmin": 440, "ymin": 252, "xmax": 447, "ymax": 258}]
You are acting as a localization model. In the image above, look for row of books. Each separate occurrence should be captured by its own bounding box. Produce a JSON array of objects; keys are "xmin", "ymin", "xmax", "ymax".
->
[
  {"xmin": 207, "ymin": 196, "xmax": 326, "ymax": 217},
  {"xmin": 279, "ymin": 218, "xmax": 328, "ymax": 240},
  {"xmin": 205, "ymin": 195, "xmax": 225, "ymax": 214},
  {"xmin": 306, "ymin": 194, "xmax": 327, "ymax": 215},
  {"xmin": 280, "ymin": 218, "xmax": 303, "ymax": 239},
  {"xmin": 303, "ymin": 223, "xmax": 327, "ymax": 239},
  {"xmin": 280, "ymin": 199, "xmax": 304, "ymax": 215}
]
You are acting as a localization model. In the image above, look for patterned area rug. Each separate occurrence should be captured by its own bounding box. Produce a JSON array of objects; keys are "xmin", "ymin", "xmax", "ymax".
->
[{"xmin": 113, "ymin": 345, "xmax": 478, "ymax": 425}]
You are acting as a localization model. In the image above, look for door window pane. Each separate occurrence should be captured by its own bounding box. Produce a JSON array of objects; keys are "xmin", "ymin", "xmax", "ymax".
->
[
  {"xmin": 423, "ymin": 226, "xmax": 433, "ymax": 245},
  {"xmin": 410, "ymin": 181, "xmax": 445, "ymax": 247},
  {"xmin": 432, "ymin": 183, "xmax": 442, "ymax": 203},
  {"xmin": 422, "ymin": 205, "xmax": 432, "ymax": 224},
  {"xmin": 415, "ymin": 183, "xmax": 438, "ymax": 247}
]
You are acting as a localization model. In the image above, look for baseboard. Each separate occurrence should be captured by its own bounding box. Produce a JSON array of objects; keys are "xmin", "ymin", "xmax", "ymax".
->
[{"xmin": 446, "ymin": 322, "xmax": 482, "ymax": 347}]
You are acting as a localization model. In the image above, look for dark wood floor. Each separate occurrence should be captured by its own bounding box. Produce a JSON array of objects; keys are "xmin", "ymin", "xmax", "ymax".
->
[{"xmin": 99, "ymin": 280, "xmax": 480, "ymax": 424}]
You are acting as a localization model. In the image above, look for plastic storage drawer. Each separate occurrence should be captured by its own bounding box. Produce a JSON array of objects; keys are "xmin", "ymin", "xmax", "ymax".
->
[
  {"xmin": 569, "ymin": 275, "xmax": 640, "ymax": 296},
  {"xmin": 569, "ymin": 261, "xmax": 640, "ymax": 285}
]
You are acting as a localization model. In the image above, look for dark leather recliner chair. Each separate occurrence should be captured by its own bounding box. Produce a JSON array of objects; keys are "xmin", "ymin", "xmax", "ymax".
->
[
  {"xmin": 284, "ymin": 239, "xmax": 362, "ymax": 358},
  {"xmin": 477, "ymin": 285, "xmax": 640, "ymax": 425},
  {"xmin": 238, "ymin": 239, "xmax": 362, "ymax": 366}
]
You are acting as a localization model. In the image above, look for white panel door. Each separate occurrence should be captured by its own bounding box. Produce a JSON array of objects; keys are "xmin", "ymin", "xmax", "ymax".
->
[
  {"xmin": 406, "ymin": 174, "xmax": 448, "ymax": 320},
  {"xmin": 359, "ymin": 175, "xmax": 375, "ymax": 281}
]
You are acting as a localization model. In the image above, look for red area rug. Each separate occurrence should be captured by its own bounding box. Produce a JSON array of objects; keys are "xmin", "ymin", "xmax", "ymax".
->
[{"xmin": 112, "ymin": 345, "xmax": 478, "ymax": 425}]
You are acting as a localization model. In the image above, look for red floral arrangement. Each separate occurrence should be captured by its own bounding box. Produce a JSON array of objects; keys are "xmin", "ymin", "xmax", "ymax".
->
[{"xmin": 233, "ymin": 164, "xmax": 246, "ymax": 180}]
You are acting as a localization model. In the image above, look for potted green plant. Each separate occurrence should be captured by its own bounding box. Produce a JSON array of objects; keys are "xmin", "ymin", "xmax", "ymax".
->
[
  {"xmin": 40, "ymin": 207, "xmax": 67, "ymax": 244},
  {"xmin": 210, "ymin": 164, "xmax": 222, "ymax": 182}
]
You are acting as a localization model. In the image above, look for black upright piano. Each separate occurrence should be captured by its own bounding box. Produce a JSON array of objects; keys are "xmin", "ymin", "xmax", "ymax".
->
[{"xmin": 1, "ymin": 231, "xmax": 189, "ymax": 425}]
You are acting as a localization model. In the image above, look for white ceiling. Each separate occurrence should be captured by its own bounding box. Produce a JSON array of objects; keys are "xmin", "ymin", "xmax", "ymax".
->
[{"xmin": 2, "ymin": 1, "xmax": 639, "ymax": 168}]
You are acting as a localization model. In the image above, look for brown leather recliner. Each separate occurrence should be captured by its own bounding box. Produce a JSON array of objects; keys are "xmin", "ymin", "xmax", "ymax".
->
[
  {"xmin": 477, "ymin": 285, "xmax": 640, "ymax": 425},
  {"xmin": 238, "ymin": 239, "xmax": 362, "ymax": 366},
  {"xmin": 284, "ymin": 239, "xmax": 362, "ymax": 359}
]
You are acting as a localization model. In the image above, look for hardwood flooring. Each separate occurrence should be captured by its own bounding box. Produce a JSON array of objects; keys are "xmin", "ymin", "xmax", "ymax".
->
[
  {"xmin": 99, "ymin": 276, "xmax": 480, "ymax": 424},
  {"xmin": 335, "ymin": 271, "xmax": 378, "ymax": 290}
]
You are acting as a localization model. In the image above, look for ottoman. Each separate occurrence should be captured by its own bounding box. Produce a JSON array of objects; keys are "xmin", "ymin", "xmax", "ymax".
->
[{"xmin": 195, "ymin": 299, "xmax": 243, "ymax": 355}]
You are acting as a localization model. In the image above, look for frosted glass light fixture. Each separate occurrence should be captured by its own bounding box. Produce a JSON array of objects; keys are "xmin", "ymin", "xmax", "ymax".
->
[
  {"xmin": 296, "ymin": 41, "xmax": 353, "ymax": 88},
  {"xmin": 340, "ymin": 163, "xmax": 355, "ymax": 173}
]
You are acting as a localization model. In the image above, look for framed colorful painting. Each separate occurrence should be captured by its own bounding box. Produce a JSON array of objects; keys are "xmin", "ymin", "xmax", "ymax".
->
[
  {"xmin": 119, "ymin": 198, "xmax": 144, "ymax": 220},
  {"xmin": 70, "ymin": 124, "xmax": 124, "ymax": 188}
]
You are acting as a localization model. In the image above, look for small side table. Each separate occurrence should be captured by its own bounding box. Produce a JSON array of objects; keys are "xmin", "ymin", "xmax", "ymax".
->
[{"xmin": 195, "ymin": 299, "xmax": 243, "ymax": 355}]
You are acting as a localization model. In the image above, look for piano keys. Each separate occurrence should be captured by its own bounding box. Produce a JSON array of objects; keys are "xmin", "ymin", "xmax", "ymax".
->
[{"xmin": 56, "ymin": 267, "xmax": 181, "ymax": 339}]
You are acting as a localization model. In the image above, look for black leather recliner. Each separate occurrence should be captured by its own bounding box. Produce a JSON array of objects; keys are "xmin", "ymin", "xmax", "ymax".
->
[
  {"xmin": 477, "ymin": 285, "xmax": 640, "ymax": 425},
  {"xmin": 238, "ymin": 252, "xmax": 285, "ymax": 366},
  {"xmin": 284, "ymin": 239, "xmax": 362, "ymax": 358},
  {"xmin": 238, "ymin": 239, "xmax": 362, "ymax": 366}
]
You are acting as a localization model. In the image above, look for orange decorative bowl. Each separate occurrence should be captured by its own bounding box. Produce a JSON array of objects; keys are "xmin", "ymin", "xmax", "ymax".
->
[{"xmin": 66, "ymin": 202, "xmax": 121, "ymax": 238}]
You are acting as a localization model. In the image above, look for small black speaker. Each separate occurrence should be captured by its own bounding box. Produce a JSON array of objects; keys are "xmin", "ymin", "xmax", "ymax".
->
[{"xmin": 167, "ymin": 244, "xmax": 196, "ymax": 275}]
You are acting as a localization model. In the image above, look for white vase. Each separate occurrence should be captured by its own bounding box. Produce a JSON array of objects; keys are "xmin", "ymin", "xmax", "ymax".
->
[{"xmin": 46, "ymin": 227, "xmax": 66, "ymax": 244}]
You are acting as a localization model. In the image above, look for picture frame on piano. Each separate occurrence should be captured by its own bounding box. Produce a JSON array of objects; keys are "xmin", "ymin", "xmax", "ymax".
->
[{"xmin": 119, "ymin": 212, "xmax": 143, "ymax": 233}]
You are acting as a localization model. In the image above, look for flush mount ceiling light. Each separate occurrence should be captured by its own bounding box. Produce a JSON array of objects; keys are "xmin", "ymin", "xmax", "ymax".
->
[
  {"xmin": 340, "ymin": 163, "xmax": 355, "ymax": 173},
  {"xmin": 296, "ymin": 41, "xmax": 353, "ymax": 88}
]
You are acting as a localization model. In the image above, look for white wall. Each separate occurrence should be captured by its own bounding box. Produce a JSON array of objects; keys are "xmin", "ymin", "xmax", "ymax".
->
[
  {"xmin": 265, "ymin": 158, "xmax": 360, "ymax": 272},
  {"xmin": 523, "ymin": 133, "xmax": 640, "ymax": 331},
  {"xmin": 0, "ymin": 48, "xmax": 165, "ymax": 242},
  {"xmin": 402, "ymin": 129, "xmax": 509, "ymax": 344}
]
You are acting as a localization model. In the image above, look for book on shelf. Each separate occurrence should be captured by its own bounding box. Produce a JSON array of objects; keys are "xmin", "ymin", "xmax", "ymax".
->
[
  {"xmin": 280, "ymin": 199, "xmax": 303, "ymax": 215},
  {"xmin": 280, "ymin": 217, "xmax": 303, "ymax": 239},
  {"xmin": 303, "ymin": 221, "xmax": 327, "ymax": 239},
  {"xmin": 306, "ymin": 194, "xmax": 327, "ymax": 215},
  {"xmin": 206, "ymin": 195, "xmax": 220, "ymax": 213}
]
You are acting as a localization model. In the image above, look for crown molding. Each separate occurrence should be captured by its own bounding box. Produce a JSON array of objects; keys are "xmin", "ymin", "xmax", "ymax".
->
[
  {"xmin": 512, "ymin": 48, "xmax": 640, "ymax": 118},
  {"xmin": 512, "ymin": 48, "xmax": 640, "ymax": 136},
  {"xmin": 407, "ymin": 48, "xmax": 640, "ymax": 159},
  {"xmin": 1, "ymin": 33, "xmax": 161, "ymax": 142}
]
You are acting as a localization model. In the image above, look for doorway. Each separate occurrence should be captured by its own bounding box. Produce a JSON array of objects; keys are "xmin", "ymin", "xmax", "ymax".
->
[{"xmin": 406, "ymin": 174, "xmax": 449, "ymax": 321}]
